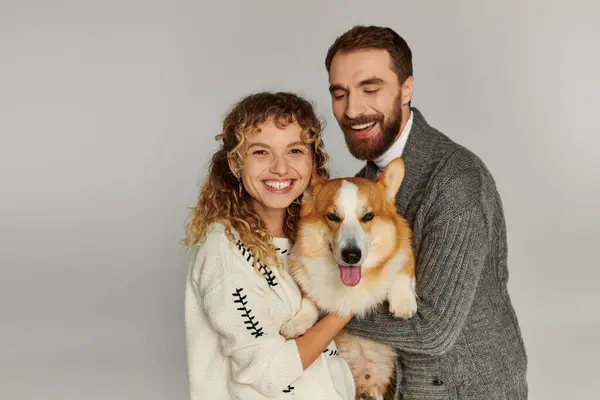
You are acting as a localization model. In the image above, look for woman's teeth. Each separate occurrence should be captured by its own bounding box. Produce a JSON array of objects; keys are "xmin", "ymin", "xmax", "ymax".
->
[
  {"xmin": 351, "ymin": 121, "xmax": 376, "ymax": 130},
  {"xmin": 264, "ymin": 180, "xmax": 293, "ymax": 190}
]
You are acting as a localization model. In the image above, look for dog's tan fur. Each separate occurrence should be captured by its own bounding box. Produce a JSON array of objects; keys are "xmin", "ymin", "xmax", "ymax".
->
[{"xmin": 280, "ymin": 158, "xmax": 417, "ymax": 400}]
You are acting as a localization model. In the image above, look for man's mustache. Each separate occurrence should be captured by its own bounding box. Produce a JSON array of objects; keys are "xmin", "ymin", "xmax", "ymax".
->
[{"xmin": 340, "ymin": 114, "xmax": 383, "ymax": 128}]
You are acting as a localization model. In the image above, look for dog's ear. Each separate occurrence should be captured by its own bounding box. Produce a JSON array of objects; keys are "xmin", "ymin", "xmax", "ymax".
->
[
  {"xmin": 299, "ymin": 186, "xmax": 318, "ymax": 217},
  {"xmin": 301, "ymin": 165, "xmax": 325, "ymax": 208},
  {"xmin": 309, "ymin": 164, "xmax": 326, "ymax": 189},
  {"xmin": 377, "ymin": 157, "xmax": 405, "ymax": 201}
]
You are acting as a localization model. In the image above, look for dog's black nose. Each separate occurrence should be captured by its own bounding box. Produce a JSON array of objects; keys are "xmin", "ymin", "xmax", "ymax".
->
[{"xmin": 341, "ymin": 247, "xmax": 362, "ymax": 264}]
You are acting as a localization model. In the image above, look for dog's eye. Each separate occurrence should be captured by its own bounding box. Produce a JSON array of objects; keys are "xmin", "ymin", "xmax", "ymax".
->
[
  {"xmin": 361, "ymin": 212, "xmax": 375, "ymax": 223},
  {"xmin": 326, "ymin": 213, "xmax": 341, "ymax": 222}
]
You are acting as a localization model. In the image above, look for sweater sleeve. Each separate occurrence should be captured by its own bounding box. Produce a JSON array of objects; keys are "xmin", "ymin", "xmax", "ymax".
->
[
  {"xmin": 343, "ymin": 173, "xmax": 490, "ymax": 356},
  {"xmin": 199, "ymin": 254, "xmax": 304, "ymax": 396}
]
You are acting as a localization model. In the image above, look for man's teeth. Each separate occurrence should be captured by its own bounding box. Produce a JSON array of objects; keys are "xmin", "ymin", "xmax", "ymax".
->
[
  {"xmin": 351, "ymin": 121, "xmax": 376, "ymax": 130},
  {"xmin": 264, "ymin": 181, "xmax": 293, "ymax": 190}
]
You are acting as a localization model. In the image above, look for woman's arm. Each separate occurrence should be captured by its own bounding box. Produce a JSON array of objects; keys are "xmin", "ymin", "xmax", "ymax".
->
[
  {"xmin": 294, "ymin": 313, "xmax": 353, "ymax": 370},
  {"xmin": 200, "ymin": 274, "xmax": 305, "ymax": 397},
  {"xmin": 194, "ymin": 232, "xmax": 354, "ymax": 395}
]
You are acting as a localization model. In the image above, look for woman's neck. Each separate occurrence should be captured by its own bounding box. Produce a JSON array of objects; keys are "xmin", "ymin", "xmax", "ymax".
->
[{"xmin": 252, "ymin": 201, "xmax": 286, "ymax": 238}]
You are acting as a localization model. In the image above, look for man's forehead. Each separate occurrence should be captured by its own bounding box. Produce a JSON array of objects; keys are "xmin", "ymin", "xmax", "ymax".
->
[{"xmin": 329, "ymin": 49, "xmax": 395, "ymax": 84}]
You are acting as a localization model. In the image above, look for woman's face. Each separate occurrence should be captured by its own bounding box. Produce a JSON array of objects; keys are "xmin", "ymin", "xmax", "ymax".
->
[{"xmin": 233, "ymin": 118, "xmax": 313, "ymax": 216}]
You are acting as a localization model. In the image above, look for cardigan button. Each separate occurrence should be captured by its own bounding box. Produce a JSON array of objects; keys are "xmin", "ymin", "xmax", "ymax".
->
[{"xmin": 432, "ymin": 379, "xmax": 444, "ymax": 386}]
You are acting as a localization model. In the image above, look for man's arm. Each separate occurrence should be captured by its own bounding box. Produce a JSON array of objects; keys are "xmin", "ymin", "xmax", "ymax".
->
[{"xmin": 344, "ymin": 173, "xmax": 491, "ymax": 356}]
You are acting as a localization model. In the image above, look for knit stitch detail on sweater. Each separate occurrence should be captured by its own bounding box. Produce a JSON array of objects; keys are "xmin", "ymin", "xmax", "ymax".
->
[
  {"xmin": 234, "ymin": 239, "xmax": 283, "ymax": 287},
  {"xmin": 282, "ymin": 384, "xmax": 295, "ymax": 394},
  {"xmin": 232, "ymin": 288, "xmax": 265, "ymax": 339}
]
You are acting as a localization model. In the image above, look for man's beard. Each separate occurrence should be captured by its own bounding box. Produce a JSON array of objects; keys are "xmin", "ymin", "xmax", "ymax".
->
[{"xmin": 338, "ymin": 94, "xmax": 403, "ymax": 161}]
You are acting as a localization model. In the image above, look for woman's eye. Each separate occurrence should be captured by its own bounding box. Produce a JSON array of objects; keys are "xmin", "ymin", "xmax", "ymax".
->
[
  {"xmin": 290, "ymin": 148, "xmax": 304, "ymax": 154},
  {"xmin": 253, "ymin": 150, "xmax": 267, "ymax": 155}
]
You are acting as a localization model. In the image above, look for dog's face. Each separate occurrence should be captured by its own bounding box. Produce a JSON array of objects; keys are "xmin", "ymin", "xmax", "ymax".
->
[{"xmin": 297, "ymin": 158, "xmax": 407, "ymax": 287}]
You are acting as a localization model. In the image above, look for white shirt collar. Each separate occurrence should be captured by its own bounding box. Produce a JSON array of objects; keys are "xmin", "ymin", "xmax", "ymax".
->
[{"xmin": 373, "ymin": 110, "xmax": 413, "ymax": 171}]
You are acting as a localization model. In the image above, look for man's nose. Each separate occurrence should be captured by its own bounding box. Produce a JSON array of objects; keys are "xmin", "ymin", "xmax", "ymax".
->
[{"xmin": 345, "ymin": 93, "xmax": 367, "ymax": 120}]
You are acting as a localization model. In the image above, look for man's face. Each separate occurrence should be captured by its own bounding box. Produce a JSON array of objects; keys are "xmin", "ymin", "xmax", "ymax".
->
[{"xmin": 328, "ymin": 49, "xmax": 412, "ymax": 160}]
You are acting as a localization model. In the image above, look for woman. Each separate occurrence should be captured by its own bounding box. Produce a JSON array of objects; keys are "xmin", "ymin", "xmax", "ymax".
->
[{"xmin": 183, "ymin": 92, "xmax": 356, "ymax": 400}]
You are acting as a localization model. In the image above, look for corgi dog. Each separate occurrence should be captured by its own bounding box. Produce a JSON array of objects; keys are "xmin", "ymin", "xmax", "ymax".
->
[{"xmin": 280, "ymin": 157, "xmax": 417, "ymax": 400}]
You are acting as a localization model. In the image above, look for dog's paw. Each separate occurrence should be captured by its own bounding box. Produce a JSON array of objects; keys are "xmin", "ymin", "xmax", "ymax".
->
[
  {"xmin": 280, "ymin": 314, "xmax": 314, "ymax": 339},
  {"xmin": 280, "ymin": 297, "xmax": 320, "ymax": 338},
  {"xmin": 388, "ymin": 290, "xmax": 417, "ymax": 320}
]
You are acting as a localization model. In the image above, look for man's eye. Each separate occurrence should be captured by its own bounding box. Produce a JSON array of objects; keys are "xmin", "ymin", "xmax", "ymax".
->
[{"xmin": 364, "ymin": 89, "xmax": 380, "ymax": 95}]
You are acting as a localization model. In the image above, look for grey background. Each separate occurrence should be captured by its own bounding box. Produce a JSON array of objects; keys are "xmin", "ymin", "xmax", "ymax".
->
[{"xmin": 1, "ymin": 0, "xmax": 599, "ymax": 399}]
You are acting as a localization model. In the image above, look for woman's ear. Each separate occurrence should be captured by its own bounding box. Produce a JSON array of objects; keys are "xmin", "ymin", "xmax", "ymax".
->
[{"xmin": 227, "ymin": 152, "xmax": 238, "ymax": 177}]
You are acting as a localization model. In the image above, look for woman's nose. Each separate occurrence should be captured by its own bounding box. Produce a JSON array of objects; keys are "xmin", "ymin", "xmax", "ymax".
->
[{"xmin": 270, "ymin": 155, "xmax": 290, "ymax": 175}]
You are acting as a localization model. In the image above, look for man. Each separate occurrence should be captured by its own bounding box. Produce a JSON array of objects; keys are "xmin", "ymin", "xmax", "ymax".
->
[{"xmin": 325, "ymin": 25, "xmax": 528, "ymax": 399}]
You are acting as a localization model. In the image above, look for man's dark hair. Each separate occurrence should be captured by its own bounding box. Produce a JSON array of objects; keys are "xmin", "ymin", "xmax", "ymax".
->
[{"xmin": 325, "ymin": 25, "xmax": 413, "ymax": 84}]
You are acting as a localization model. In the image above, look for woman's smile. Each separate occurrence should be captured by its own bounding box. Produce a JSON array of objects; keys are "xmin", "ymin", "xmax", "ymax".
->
[{"xmin": 263, "ymin": 179, "xmax": 295, "ymax": 193}]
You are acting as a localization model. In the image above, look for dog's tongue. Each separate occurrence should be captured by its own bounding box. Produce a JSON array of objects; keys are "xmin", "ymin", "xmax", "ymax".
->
[{"xmin": 339, "ymin": 266, "xmax": 362, "ymax": 287}]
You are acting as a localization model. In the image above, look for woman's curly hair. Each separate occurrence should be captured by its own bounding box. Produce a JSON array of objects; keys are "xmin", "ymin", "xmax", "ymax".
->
[{"xmin": 182, "ymin": 91, "xmax": 330, "ymax": 269}]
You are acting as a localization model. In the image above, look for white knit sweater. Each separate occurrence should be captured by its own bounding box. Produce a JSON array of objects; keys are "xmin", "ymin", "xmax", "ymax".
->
[{"xmin": 184, "ymin": 223, "xmax": 355, "ymax": 400}]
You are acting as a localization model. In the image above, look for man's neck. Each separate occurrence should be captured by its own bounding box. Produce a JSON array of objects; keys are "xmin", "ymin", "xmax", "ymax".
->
[
  {"xmin": 373, "ymin": 108, "xmax": 413, "ymax": 170},
  {"xmin": 395, "ymin": 105, "xmax": 412, "ymax": 142}
]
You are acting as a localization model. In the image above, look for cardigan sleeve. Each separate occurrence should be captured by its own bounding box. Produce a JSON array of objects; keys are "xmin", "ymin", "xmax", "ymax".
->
[
  {"xmin": 343, "ymin": 170, "xmax": 491, "ymax": 356},
  {"xmin": 196, "ymin": 241, "xmax": 304, "ymax": 397}
]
